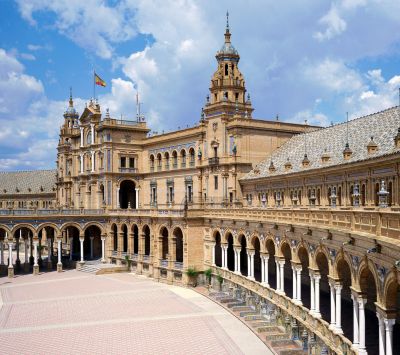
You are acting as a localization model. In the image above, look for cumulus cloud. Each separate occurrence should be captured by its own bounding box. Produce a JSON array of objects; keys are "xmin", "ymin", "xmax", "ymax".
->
[
  {"xmin": 16, "ymin": 0, "xmax": 138, "ymax": 58},
  {"xmin": 6, "ymin": 0, "xmax": 400, "ymax": 169}
]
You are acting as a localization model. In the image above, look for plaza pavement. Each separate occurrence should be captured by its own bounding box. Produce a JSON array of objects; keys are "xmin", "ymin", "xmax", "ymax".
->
[{"xmin": 0, "ymin": 270, "xmax": 271, "ymax": 355}]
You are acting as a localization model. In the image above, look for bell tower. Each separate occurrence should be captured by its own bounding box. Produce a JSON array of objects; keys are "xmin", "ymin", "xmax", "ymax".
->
[{"xmin": 203, "ymin": 12, "xmax": 253, "ymax": 118}]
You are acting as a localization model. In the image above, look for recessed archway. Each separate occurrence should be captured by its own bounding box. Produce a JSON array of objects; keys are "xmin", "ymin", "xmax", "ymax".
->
[
  {"xmin": 119, "ymin": 180, "xmax": 136, "ymax": 209},
  {"xmin": 214, "ymin": 231, "xmax": 222, "ymax": 267},
  {"xmin": 174, "ymin": 227, "xmax": 183, "ymax": 263}
]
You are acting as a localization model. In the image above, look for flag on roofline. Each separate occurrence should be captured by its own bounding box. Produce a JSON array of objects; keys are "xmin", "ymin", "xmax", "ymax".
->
[{"xmin": 94, "ymin": 72, "xmax": 106, "ymax": 87}]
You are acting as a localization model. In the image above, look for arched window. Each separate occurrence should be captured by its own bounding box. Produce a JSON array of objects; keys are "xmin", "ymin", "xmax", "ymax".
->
[
  {"xmin": 180, "ymin": 150, "xmax": 186, "ymax": 168},
  {"xmin": 164, "ymin": 152, "xmax": 170, "ymax": 169},
  {"xmin": 149, "ymin": 155, "xmax": 155, "ymax": 171},
  {"xmin": 189, "ymin": 148, "xmax": 195, "ymax": 167},
  {"xmin": 157, "ymin": 153, "xmax": 162, "ymax": 170},
  {"xmin": 87, "ymin": 131, "xmax": 92, "ymax": 145},
  {"xmin": 225, "ymin": 64, "xmax": 228, "ymax": 76},
  {"xmin": 172, "ymin": 151, "xmax": 178, "ymax": 168}
]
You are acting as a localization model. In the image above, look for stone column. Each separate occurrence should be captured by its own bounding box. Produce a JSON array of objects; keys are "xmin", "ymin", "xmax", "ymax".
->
[
  {"xmin": 47, "ymin": 238, "xmax": 53, "ymax": 270},
  {"xmin": 236, "ymin": 248, "xmax": 241, "ymax": 273},
  {"xmin": 384, "ymin": 318, "xmax": 395, "ymax": 355},
  {"xmin": 296, "ymin": 267, "xmax": 302, "ymax": 304},
  {"xmin": 263, "ymin": 255, "xmax": 269, "ymax": 286},
  {"xmin": 135, "ymin": 188, "xmax": 139, "ymax": 209},
  {"xmin": 91, "ymin": 151, "xmax": 95, "ymax": 172},
  {"xmin": 279, "ymin": 260, "xmax": 285, "ymax": 294},
  {"xmin": 57, "ymin": 238, "xmax": 62, "ymax": 272},
  {"xmin": 8, "ymin": 241, "xmax": 14, "ymax": 278},
  {"xmin": 292, "ymin": 265, "xmax": 297, "ymax": 301},
  {"xmin": 358, "ymin": 297, "xmax": 367, "ymax": 354},
  {"xmin": 16, "ymin": 232, "xmax": 20, "ymax": 264},
  {"xmin": 211, "ymin": 242, "xmax": 216, "ymax": 266},
  {"xmin": 329, "ymin": 282, "xmax": 336, "ymax": 330},
  {"xmin": 222, "ymin": 245, "xmax": 227, "ymax": 269},
  {"xmin": 80, "ymin": 153, "xmax": 84, "ymax": 173},
  {"xmin": 90, "ymin": 236, "xmax": 94, "ymax": 259},
  {"xmin": 352, "ymin": 293, "xmax": 359, "ymax": 349},
  {"xmin": 275, "ymin": 260, "xmax": 281, "ymax": 292},
  {"xmin": 101, "ymin": 236, "xmax": 106, "ymax": 263},
  {"xmin": 377, "ymin": 312, "xmax": 384, "ymax": 355},
  {"xmin": 310, "ymin": 274, "xmax": 315, "ymax": 313},
  {"xmin": 90, "ymin": 123, "xmax": 95, "ymax": 144},
  {"xmin": 79, "ymin": 237, "xmax": 85, "ymax": 263},
  {"xmin": 33, "ymin": 239, "xmax": 39, "ymax": 275},
  {"xmin": 335, "ymin": 283, "xmax": 343, "ymax": 334},
  {"xmin": 248, "ymin": 251, "xmax": 254, "ymax": 280},
  {"xmin": 314, "ymin": 274, "xmax": 321, "ymax": 318}
]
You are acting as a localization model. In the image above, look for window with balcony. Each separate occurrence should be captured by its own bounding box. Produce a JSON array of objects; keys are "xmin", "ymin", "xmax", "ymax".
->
[
  {"xmin": 120, "ymin": 157, "xmax": 126, "ymax": 168},
  {"xmin": 214, "ymin": 176, "xmax": 218, "ymax": 190}
]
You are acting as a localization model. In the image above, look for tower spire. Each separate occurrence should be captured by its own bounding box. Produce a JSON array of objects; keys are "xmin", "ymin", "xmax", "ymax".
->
[
  {"xmin": 226, "ymin": 11, "xmax": 229, "ymax": 31},
  {"xmin": 69, "ymin": 87, "xmax": 73, "ymax": 107},
  {"xmin": 224, "ymin": 11, "xmax": 231, "ymax": 44}
]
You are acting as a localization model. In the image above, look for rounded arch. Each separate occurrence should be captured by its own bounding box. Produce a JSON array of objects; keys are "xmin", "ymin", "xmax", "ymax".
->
[
  {"xmin": 223, "ymin": 229, "xmax": 234, "ymax": 244},
  {"xmin": 84, "ymin": 224, "xmax": 102, "ymax": 259},
  {"xmin": 382, "ymin": 271, "xmax": 400, "ymax": 310},
  {"xmin": 173, "ymin": 226, "xmax": 184, "ymax": 263},
  {"xmin": 239, "ymin": 233, "xmax": 247, "ymax": 276},
  {"xmin": 226, "ymin": 232, "xmax": 235, "ymax": 272},
  {"xmin": 121, "ymin": 224, "xmax": 128, "ymax": 253},
  {"xmin": 358, "ymin": 259, "xmax": 381, "ymax": 303},
  {"xmin": 60, "ymin": 222, "xmax": 83, "ymax": 235},
  {"xmin": 214, "ymin": 230, "xmax": 222, "ymax": 267},
  {"xmin": 0, "ymin": 224, "xmax": 11, "ymax": 237},
  {"xmin": 253, "ymin": 236, "xmax": 261, "ymax": 282},
  {"xmin": 111, "ymin": 223, "xmax": 118, "ymax": 251},
  {"xmin": 119, "ymin": 180, "xmax": 137, "ymax": 209},
  {"xmin": 11, "ymin": 223, "xmax": 36, "ymax": 236},
  {"xmin": 160, "ymin": 226, "xmax": 169, "ymax": 260},
  {"xmin": 142, "ymin": 224, "xmax": 151, "ymax": 256},
  {"xmin": 83, "ymin": 222, "xmax": 105, "ymax": 235},
  {"xmin": 36, "ymin": 222, "xmax": 61, "ymax": 236},
  {"xmin": 131, "ymin": 224, "xmax": 139, "ymax": 254}
]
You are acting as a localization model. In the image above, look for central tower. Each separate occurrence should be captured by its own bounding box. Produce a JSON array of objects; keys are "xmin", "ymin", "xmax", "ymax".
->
[{"xmin": 203, "ymin": 12, "xmax": 253, "ymax": 118}]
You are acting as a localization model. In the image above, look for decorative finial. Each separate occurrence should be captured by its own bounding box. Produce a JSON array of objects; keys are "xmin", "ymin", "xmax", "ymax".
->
[
  {"xmin": 106, "ymin": 108, "xmax": 110, "ymax": 118},
  {"xmin": 69, "ymin": 87, "xmax": 73, "ymax": 107},
  {"xmin": 226, "ymin": 11, "xmax": 229, "ymax": 31}
]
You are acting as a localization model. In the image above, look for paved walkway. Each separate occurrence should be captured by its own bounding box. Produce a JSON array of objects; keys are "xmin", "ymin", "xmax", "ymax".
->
[{"xmin": 0, "ymin": 271, "xmax": 270, "ymax": 354}]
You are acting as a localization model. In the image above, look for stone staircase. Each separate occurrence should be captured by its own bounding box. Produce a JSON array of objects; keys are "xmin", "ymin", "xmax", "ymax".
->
[
  {"xmin": 77, "ymin": 260, "xmax": 126, "ymax": 274},
  {"xmin": 208, "ymin": 290, "xmax": 307, "ymax": 355}
]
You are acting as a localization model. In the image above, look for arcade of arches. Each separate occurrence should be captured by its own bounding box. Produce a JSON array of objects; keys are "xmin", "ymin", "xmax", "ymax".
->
[{"xmin": 211, "ymin": 228, "xmax": 400, "ymax": 355}]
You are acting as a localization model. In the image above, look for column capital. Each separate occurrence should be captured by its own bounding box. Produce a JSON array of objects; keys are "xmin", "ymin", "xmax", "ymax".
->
[
  {"xmin": 79, "ymin": 236, "xmax": 85, "ymax": 242},
  {"xmin": 384, "ymin": 318, "xmax": 396, "ymax": 328},
  {"xmin": 358, "ymin": 296, "xmax": 367, "ymax": 307},
  {"xmin": 334, "ymin": 282, "xmax": 343, "ymax": 292}
]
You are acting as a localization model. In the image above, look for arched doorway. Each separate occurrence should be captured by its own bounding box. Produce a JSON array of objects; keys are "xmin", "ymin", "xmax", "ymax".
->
[
  {"xmin": 266, "ymin": 239, "xmax": 276, "ymax": 289},
  {"xmin": 119, "ymin": 180, "xmax": 136, "ymax": 209},
  {"xmin": 239, "ymin": 235, "xmax": 247, "ymax": 276},
  {"xmin": 174, "ymin": 227, "xmax": 183, "ymax": 263},
  {"xmin": 66, "ymin": 225, "xmax": 81, "ymax": 261},
  {"xmin": 253, "ymin": 237, "xmax": 261, "ymax": 282},
  {"xmin": 13, "ymin": 227, "xmax": 34, "ymax": 271},
  {"xmin": 226, "ymin": 233, "xmax": 234, "ymax": 271},
  {"xmin": 132, "ymin": 224, "xmax": 139, "ymax": 255},
  {"xmin": 359, "ymin": 266, "xmax": 379, "ymax": 354},
  {"xmin": 214, "ymin": 232, "xmax": 222, "ymax": 267},
  {"xmin": 84, "ymin": 225, "xmax": 102, "ymax": 259},
  {"xmin": 316, "ymin": 251, "xmax": 330, "ymax": 322},
  {"xmin": 112, "ymin": 224, "xmax": 118, "ymax": 251},
  {"xmin": 143, "ymin": 225, "xmax": 150, "ymax": 256},
  {"xmin": 281, "ymin": 242, "xmax": 292, "ymax": 297},
  {"xmin": 160, "ymin": 227, "xmax": 168, "ymax": 260},
  {"xmin": 337, "ymin": 258, "xmax": 353, "ymax": 340},
  {"xmin": 122, "ymin": 224, "xmax": 128, "ymax": 253},
  {"xmin": 298, "ymin": 246, "xmax": 310, "ymax": 308}
]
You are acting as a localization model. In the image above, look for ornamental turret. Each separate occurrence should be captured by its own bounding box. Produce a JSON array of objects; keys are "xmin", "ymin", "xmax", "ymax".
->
[{"xmin": 203, "ymin": 12, "xmax": 253, "ymax": 118}]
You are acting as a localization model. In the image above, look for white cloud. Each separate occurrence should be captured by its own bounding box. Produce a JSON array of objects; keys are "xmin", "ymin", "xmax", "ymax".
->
[
  {"xmin": 314, "ymin": 5, "xmax": 347, "ymax": 41},
  {"xmin": 20, "ymin": 53, "xmax": 36, "ymax": 61},
  {"xmin": 16, "ymin": 0, "xmax": 138, "ymax": 58}
]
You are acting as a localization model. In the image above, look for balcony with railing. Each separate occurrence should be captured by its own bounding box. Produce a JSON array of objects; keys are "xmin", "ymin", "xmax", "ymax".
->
[
  {"xmin": 208, "ymin": 157, "xmax": 219, "ymax": 165},
  {"xmin": 119, "ymin": 167, "xmax": 138, "ymax": 173}
]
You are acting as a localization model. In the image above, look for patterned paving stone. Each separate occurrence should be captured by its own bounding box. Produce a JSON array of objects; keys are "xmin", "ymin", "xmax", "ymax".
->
[{"xmin": 0, "ymin": 271, "xmax": 269, "ymax": 354}]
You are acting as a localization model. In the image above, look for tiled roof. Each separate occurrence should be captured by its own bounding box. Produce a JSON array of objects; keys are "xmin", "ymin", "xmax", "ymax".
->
[
  {"xmin": 0, "ymin": 170, "xmax": 57, "ymax": 195},
  {"xmin": 243, "ymin": 106, "xmax": 400, "ymax": 180}
]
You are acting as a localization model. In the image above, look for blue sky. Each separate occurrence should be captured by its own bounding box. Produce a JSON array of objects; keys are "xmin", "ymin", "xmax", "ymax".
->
[{"xmin": 0, "ymin": 0, "xmax": 400, "ymax": 171}]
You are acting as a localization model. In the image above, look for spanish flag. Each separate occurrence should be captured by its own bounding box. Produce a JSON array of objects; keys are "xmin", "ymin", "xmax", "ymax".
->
[{"xmin": 94, "ymin": 72, "xmax": 106, "ymax": 87}]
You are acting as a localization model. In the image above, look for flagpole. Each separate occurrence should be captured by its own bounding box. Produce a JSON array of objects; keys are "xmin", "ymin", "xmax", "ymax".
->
[{"xmin": 93, "ymin": 70, "xmax": 96, "ymax": 101}]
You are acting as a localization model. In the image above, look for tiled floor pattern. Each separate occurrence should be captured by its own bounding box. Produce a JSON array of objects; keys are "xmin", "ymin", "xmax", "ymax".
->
[{"xmin": 0, "ymin": 271, "xmax": 268, "ymax": 354}]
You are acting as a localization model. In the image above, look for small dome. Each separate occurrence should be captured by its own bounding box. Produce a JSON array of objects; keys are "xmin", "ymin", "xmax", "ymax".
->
[{"xmin": 218, "ymin": 42, "xmax": 238, "ymax": 55}]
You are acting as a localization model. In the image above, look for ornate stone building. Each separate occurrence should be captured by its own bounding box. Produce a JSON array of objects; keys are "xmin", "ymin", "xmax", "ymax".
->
[{"xmin": 0, "ymin": 20, "xmax": 399, "ymax": 355}]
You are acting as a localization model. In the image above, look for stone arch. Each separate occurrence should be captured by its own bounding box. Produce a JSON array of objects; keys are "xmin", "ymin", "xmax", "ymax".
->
[
  {"xmin": 252, "ymin": 235, "xmax": 261, "ymax": 282},
  {"xmin": 84, "ymin": 224, "xmax": 102, "ymax": 259},
  {"xmin": 121, "ymin": 224, "xmax": 128, "ymax": 253},
  {"xmin": 238, "ymin": 234, "xmax": 247, "ymax": 276},
  {"xmin": 281, "ymin": 241, "xmax": 292, "ymax": 297},
  {"xmin": 358, "ymin": 259, "xmax": 380, "ymax": 354},
  {"xmin": 11, "ymin": 223, "xmax": 36, "ymax": 237},
  {"xmin": 36, "ymin": 222, "xmax": 61, "ymax": 236},
  {"xmin": 265, "ymin": 238, "xmax": 277, "ymax": 289},
  {"xmin": 159, "ymin": 226, "xmax": 169, "ymax": 260},
  {"xmin": 298, "ymin": 245, "xmax": 311, "ymax": 309},
  {"xmin": 149, "ymin": 154, "xmax": 155, "ymax": 169},
  {"xmin": 226, "ymin": 232, "xmax": 235, "ymax": 271},
  {"xmin": 111, "ymin": 223, "xmax": 118, "ymax": 251},
  {"xmin": 142, "ymin": 224, "xmax": 151, "ymax": 256},
  {"xmin": 213, "ymin": 230, "xmax": 222, "ymax": 267},
  {"xmin": 119, "ymin": 180, "xmax": 137, "ymax": 209},
  {"xmin": 382, "ymin": 271, "xmax": 400, "ymax": 310},
  {"xmin": 60, "ymin": 222, "xmax": 83, "ymax": 235},
  {"xmin": 83, "ymin": 222, "xmax": 105, "ymax": 235},
  {"xmin": 173, "ymin": 226, "xmax": 184, "ymax": 263},
  {"xmin": 172, "ymin": 150, "xmax": 178, "ymax": 167},
  {"xmin": 315, "ymin": 250, "xmax": 330, "ymax": 322},
  {"xmin": 131, "ymin": 224, "xmax": 139, "ymax": 255},
  {"xmin": 0, "ymin": 224, "xmax": 11, "ymax": 238}
]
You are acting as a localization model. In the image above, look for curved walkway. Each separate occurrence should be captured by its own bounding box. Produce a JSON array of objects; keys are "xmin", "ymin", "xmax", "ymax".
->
[{"xmin": 0, "ymin": 271, "xmax": 270, "ymax": 355}]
